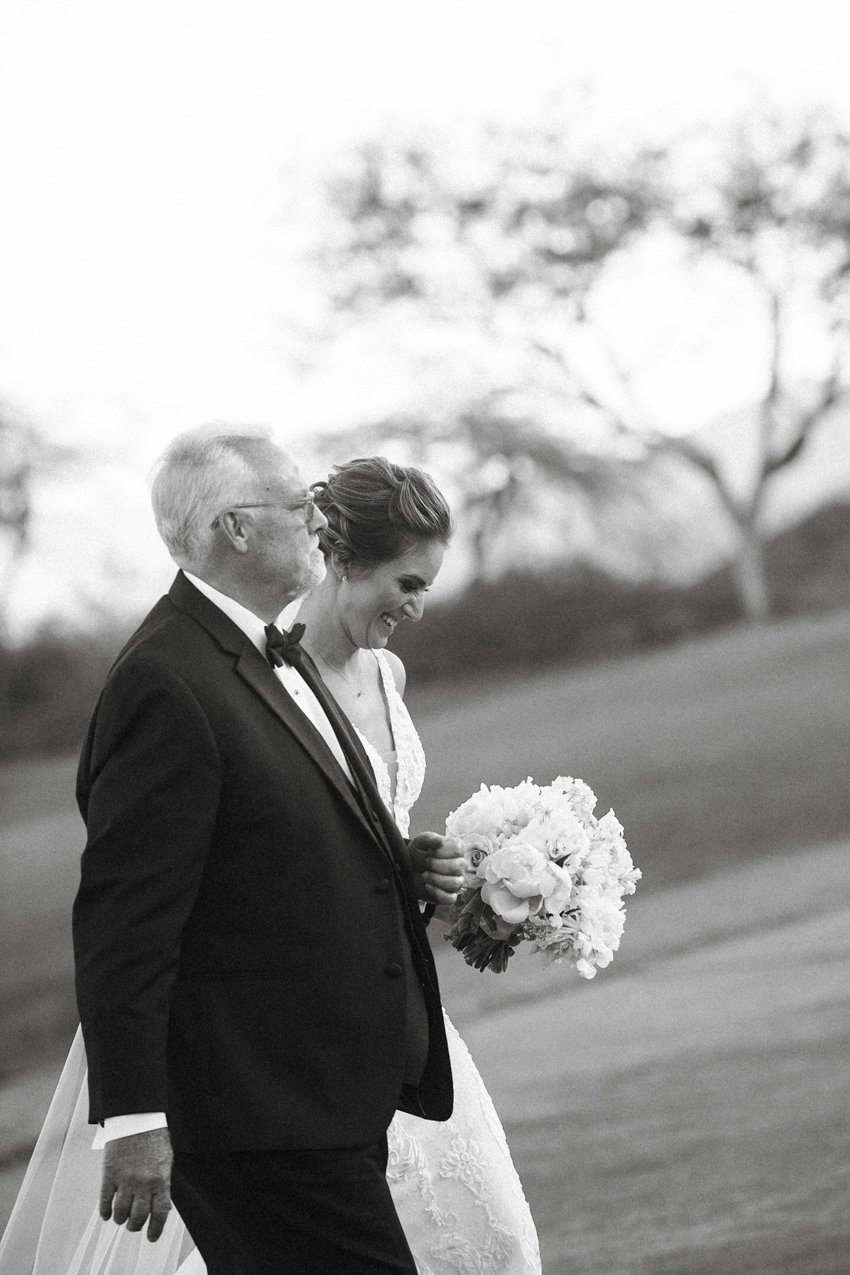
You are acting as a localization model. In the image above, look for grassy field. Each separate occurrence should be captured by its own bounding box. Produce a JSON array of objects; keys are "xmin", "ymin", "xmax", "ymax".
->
[
  {"xmin": 2, "ymin": 608, "xmax": 850, "ymax": 1271},
  {"xmin": 409, "ymin": 607, "xmax": 850, "ymax": 885},
  {"xmin": 452, "ymin": 843, "xmax": 850, "ymax": 1273}
]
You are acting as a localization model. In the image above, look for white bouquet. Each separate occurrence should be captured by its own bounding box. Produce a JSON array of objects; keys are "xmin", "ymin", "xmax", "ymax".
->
[{"xmin": 443, "ymin": 776, "xmax": 641, "ymax": 975}]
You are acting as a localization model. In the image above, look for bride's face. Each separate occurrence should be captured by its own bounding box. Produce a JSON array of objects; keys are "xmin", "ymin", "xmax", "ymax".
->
[{"xmin": 342, "ymin": 539, "xmax": 445, "ymax": 649}]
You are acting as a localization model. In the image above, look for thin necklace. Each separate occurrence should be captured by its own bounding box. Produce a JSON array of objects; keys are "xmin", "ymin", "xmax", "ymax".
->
[{"xmin": 314, "ymin": 649, "xmax": 364, "ymax": 698}]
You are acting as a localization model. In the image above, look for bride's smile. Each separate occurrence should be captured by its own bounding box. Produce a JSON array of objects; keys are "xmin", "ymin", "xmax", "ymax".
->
[{"xmin": 343, "ymin": 539, "xmax": 445, "ymax": 650}]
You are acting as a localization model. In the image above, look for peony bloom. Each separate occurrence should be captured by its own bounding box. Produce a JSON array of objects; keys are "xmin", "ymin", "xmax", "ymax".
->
[
  {"xmin": 446, "ymin": 785, "xmax": 507, "ymax": 840},
  {"xmin": 478, "ymin": 843, "xmax": 573, "ymax": 924}
]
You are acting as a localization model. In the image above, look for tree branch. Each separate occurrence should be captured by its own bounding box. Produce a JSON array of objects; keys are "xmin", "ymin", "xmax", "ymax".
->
[
  {"xmin": 764, "ymin": 356, "xmax": 843, "ymax": 478},
  {"xmin": 749, "ymin": 287, "xmax": 784, "ymax": 517},
  {"xmin": 529, "ymin": 337, "xmax": 635, "ymax": 436}
]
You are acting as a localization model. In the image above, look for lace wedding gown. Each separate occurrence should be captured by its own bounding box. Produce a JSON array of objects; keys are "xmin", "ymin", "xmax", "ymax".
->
[
  {"xmin": 357, "ymin": 652, "xmax": 541, "ymax": 1275},
  {"xmin": 0, "ymin": 650, "xmax": 541, "ymax": 1275}
]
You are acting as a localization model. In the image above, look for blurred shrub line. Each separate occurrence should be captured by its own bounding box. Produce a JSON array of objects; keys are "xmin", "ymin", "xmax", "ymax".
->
[
  {"xmin": 0, "ymin": 627, "xmax": 126, "ymax": 760},
  {"xmin": 395, "ymin": 501, "xmax": 850, "ymax": 686},
  {"xmin": 2, "ymin": 503, "xmax": 849, "ymax": 760}
]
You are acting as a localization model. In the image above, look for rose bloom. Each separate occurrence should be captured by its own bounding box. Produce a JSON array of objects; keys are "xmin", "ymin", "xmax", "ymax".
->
[
  {"xmin": 460, "ymin": 833, "xmax": 496, "ymax": 887},
  {"xmin": 478, "ymin": 843, "xmax": 573, "ymax": 924}
]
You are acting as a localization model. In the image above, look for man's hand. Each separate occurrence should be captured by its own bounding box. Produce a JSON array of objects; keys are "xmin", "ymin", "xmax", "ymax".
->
[
  {"xmin": 100, "ymin": 1127, "xmax": 173, "ymax": 1242},
  {"xmin": 409, "ymin": 831, "xmax": 465, "ymax": 906}
]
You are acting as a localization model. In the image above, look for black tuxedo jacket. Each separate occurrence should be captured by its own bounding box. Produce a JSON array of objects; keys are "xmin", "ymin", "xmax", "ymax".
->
[{"xmin": 73, "ymin": 573, "xmax": 452, "ymax": 1152}]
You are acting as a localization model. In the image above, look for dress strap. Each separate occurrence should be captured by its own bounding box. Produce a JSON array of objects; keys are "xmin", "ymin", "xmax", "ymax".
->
[
  {"xmin": 372, "ymin": 649, "xmax": 426, "ymax": 840},
  {"xmin": 373, "ymin": 648, "xmax": 399, "ymax": 700}
]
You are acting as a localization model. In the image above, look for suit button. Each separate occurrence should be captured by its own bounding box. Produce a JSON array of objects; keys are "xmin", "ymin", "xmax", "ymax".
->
[
  {"xmin": 375, "ymin": 878, "xmax": 391, "ymax": 894},
  {"xmin": 385, "ymin": 962, "xmax": 403, "ymax": 979}
]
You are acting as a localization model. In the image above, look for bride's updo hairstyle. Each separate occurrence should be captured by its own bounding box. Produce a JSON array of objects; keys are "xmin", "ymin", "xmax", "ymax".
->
[{"xmin": 312, "ymin": 456, "xmax": 453, "ymax": 570}]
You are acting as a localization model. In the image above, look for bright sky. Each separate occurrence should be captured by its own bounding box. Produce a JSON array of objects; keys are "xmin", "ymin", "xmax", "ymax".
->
[
  {"xmin": 2, "ymin": 0, "xmax": 850, "ymax": 457},
  {"xmin": 2, "ymin": 0, "xmax": 850, "ymax": 630}
]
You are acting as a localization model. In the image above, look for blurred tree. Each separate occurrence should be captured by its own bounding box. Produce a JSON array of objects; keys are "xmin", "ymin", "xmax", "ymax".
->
[
  {"xmin": 319, "ymin": 126, "xmax": 667, "ymax": 576},
  {"xmin": 0, "ymin": 408, "xmax": 35, "ymax": 640},
  {"xmin": 317, "ymin": 399, "xmax": 679, "ymax": 582},
  {"xmin": 317, "ymin": 111, "xmax": 850, "ymax": 620},
  {"xmin": 324, "ymin": 127, "xmax": 662, "ymax": 314},
  {"xmin": 665, "ymin": 111, "xmax": 850, "ymax": 619},
  {"xmin": 0, "ymin": 405, "xmax": 74, "ymax": 641}
]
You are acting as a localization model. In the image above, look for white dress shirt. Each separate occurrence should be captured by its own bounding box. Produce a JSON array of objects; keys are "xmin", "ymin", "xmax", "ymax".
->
[{"xmin": 94, "ymin": 574, "xmax": 353, "ymax": 1147}]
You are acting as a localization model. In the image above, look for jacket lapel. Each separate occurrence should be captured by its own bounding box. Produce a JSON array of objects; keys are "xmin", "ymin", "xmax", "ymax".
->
[
  {"xmin": 167, "ymin": 573, "xmax": 389, "ymax": 848},
  {"xmin": 296, "ymin": 651, "xmax": 408, "ymax": 860},
  {"xmin": 234, "ymin": 650, "xmax": 384, "ymax": 839}
]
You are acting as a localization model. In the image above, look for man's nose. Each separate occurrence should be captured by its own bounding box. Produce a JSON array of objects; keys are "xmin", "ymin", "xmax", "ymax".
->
[{"xmin": 310, "ymin": 506, "xmax": 328, "ymax": 532}]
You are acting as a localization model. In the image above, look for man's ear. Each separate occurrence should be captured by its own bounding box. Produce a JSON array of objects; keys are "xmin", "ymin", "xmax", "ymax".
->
[{"xmin": 219, "ymin": 510, "xmax": 251, "ymax": 555}]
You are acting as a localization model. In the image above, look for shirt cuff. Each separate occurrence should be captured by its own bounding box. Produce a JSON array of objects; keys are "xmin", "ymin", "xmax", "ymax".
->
[{"xmin": 92, "ymin": 1112, "xmax": 168, "ymax": 1149}]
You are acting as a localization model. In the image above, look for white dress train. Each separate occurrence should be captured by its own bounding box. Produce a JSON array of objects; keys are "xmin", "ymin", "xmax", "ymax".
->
[{"xmin": 0, "ymin": 650, "xmax": 541, "ymax": 1275}]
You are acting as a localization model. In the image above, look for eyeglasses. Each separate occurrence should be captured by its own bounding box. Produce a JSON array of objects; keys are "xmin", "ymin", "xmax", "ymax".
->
[{"xmin": 210, "ymin": 497, "xmax": 316, "ymax": 529}]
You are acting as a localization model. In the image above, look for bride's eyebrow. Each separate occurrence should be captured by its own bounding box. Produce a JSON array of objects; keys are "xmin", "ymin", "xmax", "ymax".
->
[{"xmin": 398, "ymin": 573, "xmax": 429, "ymax": 588}]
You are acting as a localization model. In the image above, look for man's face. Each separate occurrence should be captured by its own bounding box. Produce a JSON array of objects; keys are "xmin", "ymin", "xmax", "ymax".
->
[{"xmin": 243, "ymin": 446, "xmax": 328, "ymax": 604}]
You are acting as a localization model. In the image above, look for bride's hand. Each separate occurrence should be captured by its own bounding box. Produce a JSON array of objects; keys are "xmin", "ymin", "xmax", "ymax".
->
[{"xmin": 408, "ymin": 832, "xmax": 464, "ymax": 906}]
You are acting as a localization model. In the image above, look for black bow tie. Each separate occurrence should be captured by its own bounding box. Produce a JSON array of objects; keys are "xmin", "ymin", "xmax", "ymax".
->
[{"xmin": 265, "ymin": 622, "xmax": 306, "ymax": 668}]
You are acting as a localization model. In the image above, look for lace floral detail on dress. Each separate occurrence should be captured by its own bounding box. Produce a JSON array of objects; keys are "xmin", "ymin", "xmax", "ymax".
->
[{"xmin": 388, "ymin": 1013, "xmax": 542, "ymax": 1275}]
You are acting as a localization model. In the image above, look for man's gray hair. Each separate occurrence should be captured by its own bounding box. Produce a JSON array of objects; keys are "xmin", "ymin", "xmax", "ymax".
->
[{"xmin": 151, "ymin": 423, "xmax": 278, "ymax": 569}]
